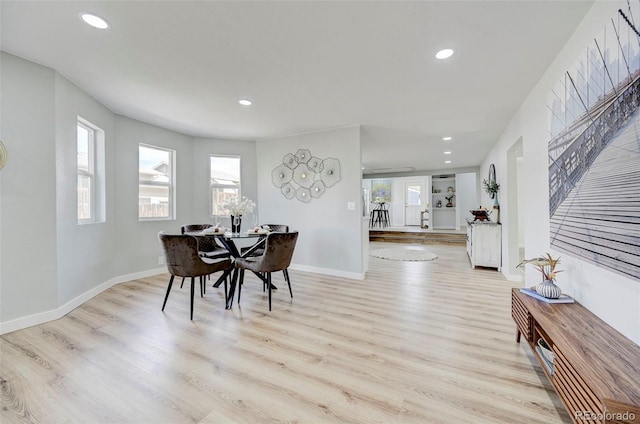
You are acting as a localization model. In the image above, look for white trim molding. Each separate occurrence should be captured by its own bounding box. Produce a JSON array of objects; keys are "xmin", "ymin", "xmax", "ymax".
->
[
  {"xmin": 0, "ymin": 267, "xmax": 166, "ymax": 335},
  {"xmin": 503, "ymin": 272, "xmax": 524, "ymax": 283},
  {"xmin": 289, "ymin": 263, "xmax": 365, "ymax": 281}
]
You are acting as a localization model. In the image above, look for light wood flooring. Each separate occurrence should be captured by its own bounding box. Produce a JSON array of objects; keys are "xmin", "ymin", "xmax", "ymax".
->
[{"xmin": 1, "ymin": 242, "xmax": 570, "ymax": 423}]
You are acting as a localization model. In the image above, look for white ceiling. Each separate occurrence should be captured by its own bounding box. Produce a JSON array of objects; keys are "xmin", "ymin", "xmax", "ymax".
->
[{"xmin": 0, "ymin": 1, "xmax": 594, "ymax": 174}]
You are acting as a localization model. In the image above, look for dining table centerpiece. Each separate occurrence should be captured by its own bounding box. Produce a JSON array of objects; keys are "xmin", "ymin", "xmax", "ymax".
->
[
  {"xmin": 220, "ymin": 195, "xmax": 256, "ymax": 234},
  {"xmin": 517, "ymin": 253, "xmax": 563, "ymax": 299}
]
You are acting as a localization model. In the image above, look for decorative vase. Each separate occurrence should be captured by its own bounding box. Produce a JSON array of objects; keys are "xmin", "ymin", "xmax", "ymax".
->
[
  {"xmin": 536, "ymin": 279, "xmax": 561, "ymax": 299},
  {"xmin": 231, "ymin": 215, "xmax": 242, "ymax": 234},
  {"xmin": 493, "ymin": 192, "xmax": 499, "ymax": 207}
]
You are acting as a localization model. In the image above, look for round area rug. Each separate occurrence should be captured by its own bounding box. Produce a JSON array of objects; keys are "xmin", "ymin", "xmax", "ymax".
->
[{"xmin": 370, "ymin": 247, "xmax": 438, "ymax": 261}]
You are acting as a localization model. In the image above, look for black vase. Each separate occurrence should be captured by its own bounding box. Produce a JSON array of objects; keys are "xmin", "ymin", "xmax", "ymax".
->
[{"xmin": 231, "ymin": 215, "xmax": 242, "ymax": 234}]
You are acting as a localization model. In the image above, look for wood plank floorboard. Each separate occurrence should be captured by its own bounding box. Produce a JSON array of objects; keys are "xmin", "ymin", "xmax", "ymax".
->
[{"xmin": 1, "ymin": 242, "xmax": 570, "ymax": 423}]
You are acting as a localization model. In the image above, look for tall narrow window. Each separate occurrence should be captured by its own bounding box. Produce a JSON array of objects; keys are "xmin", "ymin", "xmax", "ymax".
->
[
  {"xmin": 210, "ymin": 155, "xmax": 241, "ymax": 216},
  {"xmin": 77, "ymin": 122, "xmax": 94, "ymax": 221},
  {"xmin": 76, "ymin": 119, "xmax": 105, "ymax": 223},
  {"xmin": 139, "ymin": 144, "xmax": 175, "ymax": 220}
]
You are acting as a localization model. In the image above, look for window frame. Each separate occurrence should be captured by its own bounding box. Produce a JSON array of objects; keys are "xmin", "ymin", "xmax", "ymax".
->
[
  {"xmin": 77, "ymin": 119, "xmax": 97, "ymax": 224},
  {"xmin": 138, "ymin": 143, "xmax": 176, "ymax": 221},
  {"xmin": 209, "ymin": 154, "xmax": 241, "ymax": 218}
]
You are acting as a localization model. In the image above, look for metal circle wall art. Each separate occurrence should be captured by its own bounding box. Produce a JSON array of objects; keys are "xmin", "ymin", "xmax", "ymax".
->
[
  {"xmin": 0, "ymin": 139, "xmax": 7, "ymax": 171},
  {"xmin": 272, "ymin": 149, "xmax": 341, "ymax": 202}
]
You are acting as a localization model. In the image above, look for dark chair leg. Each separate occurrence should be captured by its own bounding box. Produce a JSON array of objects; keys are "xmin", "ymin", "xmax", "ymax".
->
[
  {"xmin": 283, "ymin": 269, "xmax": 293, "ymax": 298},
  {"xmin": 224, "ymin": 272, "xmax": 228, "ymax": 305},
  {"xmin": 212, "ymin": 267, "xmax": 231, "ymax": 288},
  {"xmin": 180, "ymin": 277, "xmax": 185, "ymax": 288},
  {"xmin": 226, "ymin": 268, "xmax": 239, "ymax": 309},
  {"xmin": 267, "ymin": 272, "xmax": 272, "ymax": 311},
  {"xmin": 200, "ymin": 276, "xmax": 204, "ymax": 298},
  {"xmin": 162, "ymin": 275, "xmax": 175, "ymax": 311},
  {"xmin": 190, "ymin": 276, "xmax": 195, "ymax": 320},
  {"xmin": 238, "ymin": 269, "xmax": 245, "ymax": 305}
]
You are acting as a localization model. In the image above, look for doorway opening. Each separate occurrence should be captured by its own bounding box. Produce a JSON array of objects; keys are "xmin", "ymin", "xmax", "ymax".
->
[
  {"xmin": 507, "ymin": 137, "xmax": 525, "ymax": 280},
  {"xmin": 404, "ymin": 181, "xmax": 424, "ymax": 226}
]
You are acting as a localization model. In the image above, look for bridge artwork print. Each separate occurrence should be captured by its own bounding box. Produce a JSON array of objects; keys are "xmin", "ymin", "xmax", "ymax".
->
[{"xmin": 548, "ymin": 4, "xmax": 640, "ymax": 281}]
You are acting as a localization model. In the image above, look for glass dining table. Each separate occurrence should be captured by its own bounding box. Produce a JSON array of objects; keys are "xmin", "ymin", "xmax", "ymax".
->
[{"xmin": 186, "ymin": 230, "xmax": 270, "ymax": 309}]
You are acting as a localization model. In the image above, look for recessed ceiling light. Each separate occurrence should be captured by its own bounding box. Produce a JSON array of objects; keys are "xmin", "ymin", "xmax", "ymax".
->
[
  {"xmin": 80, "ymin": 13, "xmax": 109, "ymax": 29},
  {"xmin": 445, "ymin": 160, "xmax": 452, "ymax": 164},
  {"xmin": 444, "ymin": 151, "xmax": 452, "ymax": 155},
  {"xmin": 442, "ymin": 136, "xmax": 452, "ymax": 141},
  {"xmin": 238, "ymin": 99, "xmax": 252, "ymax": 106},
  {"xmin": 435, "ymin": 49, "xmax": 454, "ymax": 60}
]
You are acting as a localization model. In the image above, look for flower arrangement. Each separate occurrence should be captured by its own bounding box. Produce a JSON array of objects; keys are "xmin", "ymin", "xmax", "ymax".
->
[
  {"xmin": 517, "ymin": 253, "xmax": 562, "ymax": 281},
  {"xmin": 219, "ymin": 195, "xmax": 256, "ymax": 216},
  {"xmin": 482, "ymin": 179, "xmax": 500, "ymax": 195}
]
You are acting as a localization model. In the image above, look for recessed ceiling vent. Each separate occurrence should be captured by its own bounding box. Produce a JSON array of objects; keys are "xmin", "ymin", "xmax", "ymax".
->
[{"xmin": 368, "ymin": 167, "xmax": 415, "ymax": 173}]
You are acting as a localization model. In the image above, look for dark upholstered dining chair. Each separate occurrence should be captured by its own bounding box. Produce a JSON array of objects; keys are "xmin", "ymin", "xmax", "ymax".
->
[
  {"xmin": 240, "ymin": 224, "xmax": 289, "ymax": 258},
  {"xmin": 158, "ymin": 231, "xmax": 232, "ymax": 320},
  {"xmin": 180, "ymin": 224, "xmax": 231, "ymax": 289},
  {"xmin": 234, "ymin": 231, "xmax": 298, "ymax": 311},
  {"xmin": 180, "ymin": 224, "xmax": 230, "ymax": 259}
]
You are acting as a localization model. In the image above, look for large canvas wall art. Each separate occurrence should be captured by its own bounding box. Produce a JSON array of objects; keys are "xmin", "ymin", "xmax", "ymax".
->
[
  {"xmin": 548, "ymin": 5, "xmax": 640, "ymax": 280},
  {"xmin": 371, "ymin": 179, "xmax": 392, "ymax": 203}
]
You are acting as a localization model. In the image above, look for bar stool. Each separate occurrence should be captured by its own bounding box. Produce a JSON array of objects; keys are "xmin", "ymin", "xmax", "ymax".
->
[
  {"xmin": 380, "ymin": 203, "xmax": 390, "ymax": 227},
  {"xmin": 369, "ymin": 203, "xmax": 378, "ymax": 227},
  {"xmin": 369, "ymin": 202, "xmax": 389, "ymax": 228}
]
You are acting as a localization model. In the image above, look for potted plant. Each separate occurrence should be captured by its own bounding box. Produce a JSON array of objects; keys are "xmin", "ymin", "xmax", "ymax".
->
[
  {"xmin": 483, "ymin": 179, "xmax": 500, "ymax": 206},
  {"xmin": 517, "ymin": 253, "xmax": 563, "ymax": 298}
]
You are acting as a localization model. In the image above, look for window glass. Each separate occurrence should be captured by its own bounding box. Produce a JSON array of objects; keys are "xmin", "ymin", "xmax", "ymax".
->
[
  {"xmin": 139, "ymin": 144, "xmax": 174, "ymax": 220},
  {"xmin": 77, "ymin": 121, "xmax": 95, "ymax": 222},
  {"xmin": 210, "ymin": 156, "xmax": 240, "ymax": 216}
]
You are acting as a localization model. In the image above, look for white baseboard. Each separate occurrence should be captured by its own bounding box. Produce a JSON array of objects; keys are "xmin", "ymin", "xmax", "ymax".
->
[
  {"xmin": 503, "ymin": 272, "xmax": 524, "ymax": 283},
  {"xmin": 0, "ymin": 267, "xmax": 166, "ymax": 335},
  {"xmin": 107, "ymin": 267, "xmax": 166, "ymax": 286},
  {"xmin": 289, "ymin": 263, "xmax": 365, "ymax": 280}
]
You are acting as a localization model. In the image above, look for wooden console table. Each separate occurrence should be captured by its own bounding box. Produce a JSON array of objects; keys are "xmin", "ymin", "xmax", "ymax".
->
[{"xmin": 511, "ymin": 289, "xmax": 640, "ymax": 423}]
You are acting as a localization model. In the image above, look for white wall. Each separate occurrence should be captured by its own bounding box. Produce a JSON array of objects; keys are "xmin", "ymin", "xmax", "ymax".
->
[
  {"xmin": 256, "ymin": 126, "xmax": 364, "ymax": 278},
  {"xmin": 456, "ymin": 172, "xmax": 477, "ymax": 228},
  {"xmin": 482, "ymin": 0, "xmax": 640, "ymax": 344},
  {"xmin": 113, "ymin": 116, "xmax": 195, "ymax": 275},
  {"xmin": 191, "ymin": 137, "xmax": 258, "ymax": 228},
  {"xmin": 54, "ymin": 73, "xmax": 117, "ymax": 305},
  {"xmin": 0, "ymin": 52, "xmax": 58, "ymax": 322}
]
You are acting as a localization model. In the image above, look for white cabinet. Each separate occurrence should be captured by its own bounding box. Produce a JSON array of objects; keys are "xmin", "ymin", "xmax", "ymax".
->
[{"xmin": 466, "ymin": 221, "xmax": 501, "ymax": 271}]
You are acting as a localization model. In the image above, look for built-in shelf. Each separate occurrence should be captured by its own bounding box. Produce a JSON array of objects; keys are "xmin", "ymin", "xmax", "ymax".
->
[{"xmin": 431, "ymin": 175, "xmax": 457, "ymax": 228}]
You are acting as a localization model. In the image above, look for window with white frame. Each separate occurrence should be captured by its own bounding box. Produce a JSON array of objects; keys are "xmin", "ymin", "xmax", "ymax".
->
[
  {"xmin": 210, "ymin": 155, "xmax": 241, "ymax": 216},
  {"xmin": 139, "ymin": 144, "xmax": 175, "ymax": 220},
  {"xmin": 77, "ymin": 118, "xmax": 105, "ymax": 223}
]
